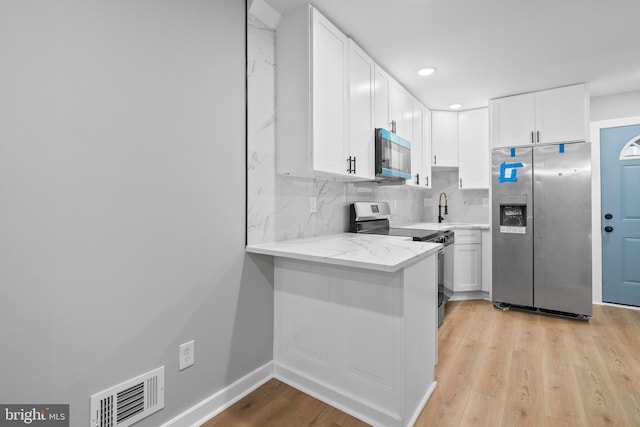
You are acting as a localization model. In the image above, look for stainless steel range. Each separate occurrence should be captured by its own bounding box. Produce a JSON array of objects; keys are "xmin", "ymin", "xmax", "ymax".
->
[{"xmin": 349, "ymin": 201, "xmax": 454, "ymax": 326}]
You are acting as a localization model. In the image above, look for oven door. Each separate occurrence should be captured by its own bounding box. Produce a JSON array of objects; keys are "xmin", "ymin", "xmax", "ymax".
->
[{"xmin": 375, "ymin": 128, "xmax": 411, "ymax": 181}]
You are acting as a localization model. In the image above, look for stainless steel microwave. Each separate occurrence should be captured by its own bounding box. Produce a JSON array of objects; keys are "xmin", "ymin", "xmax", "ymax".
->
[{"xmin": 375, "ymin": 128, "xmax": 411, "ymax": 181}]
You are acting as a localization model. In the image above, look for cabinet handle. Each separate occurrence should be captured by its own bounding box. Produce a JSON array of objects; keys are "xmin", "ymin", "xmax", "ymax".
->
[
  {"xmin": 460, "ymin": 178, "xmax": 462, "ymax": 188},
  {"xmin": 353, "ymin": 156, "xmax": 356, "ymax": 174},
  {"xmin": 434, "ymin": 155, "xmax": 437, "ymax": 165},
  {"xmin": 531, "ymin": 131, "xmax": 534, "ymax": 144},
  {"xmin": 346, "ymin": 156, "xmax": 353, "ymax": 173},
  {"xmin": 391, "ymin": 120, "xmax": 397, "ymax": 134},
  {"xmin": 536, "ymin": 131, "xmax": 540, "ymax": 143},
  {"xmin": 426, "ymin": 176, "xmax": 429, "ymax": 187},
  {"xmin": 415, "ymin": 173, "xmax": 420, "ymax": 185}
]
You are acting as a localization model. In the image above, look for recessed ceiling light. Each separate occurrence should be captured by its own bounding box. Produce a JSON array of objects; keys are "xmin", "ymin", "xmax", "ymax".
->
[
  {"xmin": 417, "ymin": 67, "xmax": 436, "ymax": 77},
  {"xmin": 449, "ymin": 103, "xmax": 462, "ymax": 110}
]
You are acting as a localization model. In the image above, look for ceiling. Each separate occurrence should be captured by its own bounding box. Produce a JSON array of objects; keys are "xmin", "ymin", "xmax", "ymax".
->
[{"xmin": 260, "ymin": 0, "xmax": 640, "ymax": 111}]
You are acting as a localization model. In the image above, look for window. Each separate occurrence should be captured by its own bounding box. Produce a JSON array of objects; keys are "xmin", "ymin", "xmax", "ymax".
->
[{"xmin": 619, "ymin": 136, "xmax": 640, "ymax": 160}]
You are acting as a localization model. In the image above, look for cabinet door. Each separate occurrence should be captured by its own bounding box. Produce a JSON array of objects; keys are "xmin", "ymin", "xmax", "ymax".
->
[
  {"xmin": 453, "ymin": 243, "xmax": 482, "ymax": 292},
  {"xmin": 431, "ymin": 111, "xmax": 459, "ymax": 167},
  {"xmin": 406, "ymin": 99, "xmax": 424, "ymax": 187},
  {"xmin": 348, "ymin": 40, "xmax": 375, "ymax": 179},
  {"xmin": 481, "ymin": 230, "xmax": 491, "ymax": 293},
  {"xmin": 422, "ymin": 109, "xmax": 432, "ymax": 188},
  {"xmin": 535, "ymin": 84, "xmax": 587, "ymax": 144},
  {"xmin": 311, "ymin": 8, "xmax": 348, "ymax": 176},
  {"xmin": 490, "ymin": 92, "xmax": 536, "ymax": 148},
  {"xmin": 373, "ymin": 65, "xmax": 390, "ymax": 130},
  {"xmin": 389, "ymin": 81, "xmax": 412, "ymax": 140},
  {"xmin": 458, "ymin": 108, "xmax": 489, "ymax": 189}
]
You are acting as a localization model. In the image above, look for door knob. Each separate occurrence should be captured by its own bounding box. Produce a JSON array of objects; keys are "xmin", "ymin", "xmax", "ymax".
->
[
  {"xmin": 604, "ymin": 226, "xmax": 614, "ymax": 233},
  {"xmin": 604, "ymin": 213, "xmax": 613, "ymax": 220}
]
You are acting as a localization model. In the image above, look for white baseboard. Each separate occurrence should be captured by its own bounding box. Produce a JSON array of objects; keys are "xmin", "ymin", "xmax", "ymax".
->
[
  {"xmin": 406, "ymin": 380, "xmax": 437, "ymax": 427},
  {"xmin": 594, "ymin": 301, "xmax": 640, "ymax": 311},
  {"xmin": 274, "ymin": 364, "xmax": 403, "ymax": 427},
  {"xmin": 160, "ymin": 361, "xmax": 274, "ymax": 427},
  {"xmin": 449, "ymin": 290, "xmax": 489, "ymax": 301},
  {"xmin": 159, "ymin": 360, "xmax": 439, "ymax": 427}
]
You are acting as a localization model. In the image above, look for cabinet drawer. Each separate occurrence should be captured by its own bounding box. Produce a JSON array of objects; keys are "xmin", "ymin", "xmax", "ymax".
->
[{"xmin": 453, "ymin": 230, "xmax": 481, "ymax": 244}]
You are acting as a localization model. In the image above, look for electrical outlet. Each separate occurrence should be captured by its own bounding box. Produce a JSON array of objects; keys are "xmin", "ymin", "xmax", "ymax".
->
[
  {"xmin": 309, "ymin": 197, "xmax": 317, "ymax": 213},
  {"xmin": 179, "ymin": 340, "xmax": 194, "ymax": 371}
]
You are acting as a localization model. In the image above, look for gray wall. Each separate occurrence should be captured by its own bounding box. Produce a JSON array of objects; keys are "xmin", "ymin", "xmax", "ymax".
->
[
  {"xmin": 0, "ymin": 1, "xmax": 274, "ymax": 426},
  {"xmin": 591, "ymin": 90, "xmax": 640, "ymax": 121}
]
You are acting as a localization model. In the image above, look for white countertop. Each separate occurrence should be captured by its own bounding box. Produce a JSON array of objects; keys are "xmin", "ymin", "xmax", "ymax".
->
[
  {"xmin": 399, "ymin": 222, "xmax": 490, "ymax": 231},
  {"xmin": 246, "ymin": 233, "xmax": 441, "ymax": 272}
]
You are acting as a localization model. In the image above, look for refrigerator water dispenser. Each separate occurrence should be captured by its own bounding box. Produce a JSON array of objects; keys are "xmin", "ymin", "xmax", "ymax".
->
[{"xmin": 500, "ymin": 205, "xmax": 527, "ymax": 227}]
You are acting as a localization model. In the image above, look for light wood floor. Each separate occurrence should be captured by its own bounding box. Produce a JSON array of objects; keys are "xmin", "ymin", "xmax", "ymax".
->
[{"xmin": 202, "ymin": 300, "xmax": 640, "ymax": 426}]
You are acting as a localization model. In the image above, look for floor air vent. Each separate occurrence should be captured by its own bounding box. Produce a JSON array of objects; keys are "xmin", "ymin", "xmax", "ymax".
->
[{"xmin": 90, "ymin": 366, "xmax": 164, "ymax": 427}]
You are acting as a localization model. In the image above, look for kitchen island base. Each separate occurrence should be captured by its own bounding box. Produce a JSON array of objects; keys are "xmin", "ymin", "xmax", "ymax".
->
[{"xmin": 274, "ymin": 255, "xmax": 438, "ymax": 427}]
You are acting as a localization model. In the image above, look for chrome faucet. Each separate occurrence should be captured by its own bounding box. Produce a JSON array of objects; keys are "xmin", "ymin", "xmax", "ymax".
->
[{"xmin": 438, "ymin": 192, "xmax": 448, "ymax": 223}]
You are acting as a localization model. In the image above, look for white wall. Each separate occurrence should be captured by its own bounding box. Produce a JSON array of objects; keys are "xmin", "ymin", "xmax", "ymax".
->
[
  {"xmin": 247, "ymin": 9, "xmax": 430, "ymax": 245},
  {"xmin": 591, "ymin": 90, "xmax": 640, "ymax": 121},
  {"xmin": 0, "ymin": 1, "xmax": 273, "ymax": 426},
  {"xmin": 589, "ymin": 90, "xmax": 640, "ymax": 304}
]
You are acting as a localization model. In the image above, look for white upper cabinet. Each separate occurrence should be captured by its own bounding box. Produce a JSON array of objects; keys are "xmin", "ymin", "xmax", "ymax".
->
[
  {"xmin": 458, "ymin": 108, "xmax": 489, "ymax": 189},
  {"xmin": 389, "ymin": 80, "xmax": 413, "ymax": 140},
  {"xmin": 275, "ymin": 6, "xmax": 371, "ymax": 180},
  {"xmin": 431, "ymin": 111, "xmax": 459, "ymax": 167},
  {"xmin": 374, "ymin": 65, "xmax": 391, "ymax": 130},
  {"xmin": 406, "ymin": 99, "xmax": 424, "ymax": 187},
  {"xmin": 535, "ymin": 84, "xmax": 588, "ymax": 144},
  {"xmin": 422, "ymin": 108, "xmax": 432, "ymax": 189},
  {"xmin": 375, "ymin": 66, "xmax": 430, "ymax": 189},
  {"xmin": 490, "ymin": 83, "xmax": 588, "ymax": 148},
  {"xmin": 348, "ymin": 39, "xmax": 375, "ymax": 179},
  {"xmin": 407, "ymin": 101, "xmax": 432, "ymax": 189},
  {"xmin": 489, "ymin": 93, "xmax": 535, "ymax": 148}
]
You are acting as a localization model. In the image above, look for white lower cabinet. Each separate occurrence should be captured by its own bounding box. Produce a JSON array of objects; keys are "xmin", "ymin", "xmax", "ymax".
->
[
  {"xmin": 274, "ymin": 256, "xmax": 438, "ymax": 427},
  {"xmin": 453, "ymin": 230, "xmax": 482, "ymax": 293},
  {"xmin": 481, "ymin": 229, "xmax": 492, "ymax": 294}
]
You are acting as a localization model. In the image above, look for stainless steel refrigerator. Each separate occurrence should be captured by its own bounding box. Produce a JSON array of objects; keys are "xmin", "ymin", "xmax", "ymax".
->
[{"xmin": 492, "ymin": 142, "xmax": 592, "ymax": 319}]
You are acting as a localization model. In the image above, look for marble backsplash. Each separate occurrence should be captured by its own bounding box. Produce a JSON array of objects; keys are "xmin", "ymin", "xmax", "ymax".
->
[
  {"xmin": 247, "ymin": 11, "xmax": 489, "ymax": 245},
  {"xmin": 423, "ymin": 169, "xmax": 490, "ymax": 224}
]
